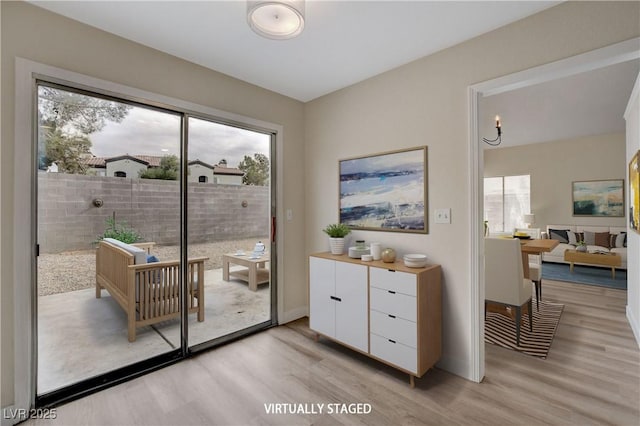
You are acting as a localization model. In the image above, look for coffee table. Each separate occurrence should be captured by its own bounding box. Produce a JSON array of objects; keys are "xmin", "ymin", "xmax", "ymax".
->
[
  {"xmin": 564, "ymin": 249, "xmax": 621, "ymax": 279},
  {"xmin": 222, "ymin": 253, "xmax": 270, "ymax": 291}
]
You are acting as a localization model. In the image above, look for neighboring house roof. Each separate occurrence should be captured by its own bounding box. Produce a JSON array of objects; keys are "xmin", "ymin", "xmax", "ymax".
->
[
  {"xmin": 81, "ymin": 155, "xmax": 244, "ymax": 176},
  {"xmin": 82, "ymin": 156, "xmax": 106, "ymax": 168},
  {"xmin": 213, "ymin": 165, "xmax": 244, "ymax": 176},
  {"xmin": 188, "ymin": 159, "xmax": 214, "ymax": 170},
  {"xmin": 83, "ymin": 154, "xmax": 164, "ymax": 168},
  {"xmin": 104, "ymin": 154, "xmax": 150, "ymax": 166},
  {"xmin": 132, "ymin": 155, "xmax": 162, "ymax": 167}
]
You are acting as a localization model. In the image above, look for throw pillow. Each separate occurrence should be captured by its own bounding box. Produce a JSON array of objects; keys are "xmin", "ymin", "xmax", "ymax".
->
[
  {"xmin": 567, "ymin": 232, "xmax": 577, "ymax": 245},
  {"xmin": 549, "ymin": 229, "xmax": 570, "ymax": 243},
  {"xmin": 612, "ymin": 232, "xmax": 627, "ymax": 248},
  {"xmin": 583, "ymin": 231, "xmax": 595, "ymax": 245},
  {"xmin": 594, "ymin": 232, "xmax": 611, "ymax": 249}
]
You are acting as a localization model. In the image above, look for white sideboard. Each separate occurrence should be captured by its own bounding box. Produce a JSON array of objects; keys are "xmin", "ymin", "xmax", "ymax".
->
[{"xmin": 309, "ymin": 252, "xmax": 442, "ymax": 387}]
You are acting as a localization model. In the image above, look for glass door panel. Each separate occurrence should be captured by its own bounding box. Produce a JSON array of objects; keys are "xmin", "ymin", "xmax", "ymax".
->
[
  {"xmin": 36, "ymin": 84, "xmax": 182, "ymax": 394},
  {"xmin": 185, "ymin": 117, "xmax": 272, "ymax": 346}
]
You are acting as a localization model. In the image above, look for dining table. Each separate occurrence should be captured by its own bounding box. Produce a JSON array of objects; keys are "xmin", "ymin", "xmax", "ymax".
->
[{"xmin": 519, "ymin": 237, "xmax": 559, "ymax": 279}]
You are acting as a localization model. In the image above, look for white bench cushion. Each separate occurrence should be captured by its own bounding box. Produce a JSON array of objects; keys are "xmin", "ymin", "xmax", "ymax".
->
[{"xmin": 103, "ymin": 238, "xmax": 147, "ymax": 265}]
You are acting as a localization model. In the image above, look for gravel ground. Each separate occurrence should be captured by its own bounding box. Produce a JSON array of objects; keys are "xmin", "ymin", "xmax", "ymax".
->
[{"xmin": 38, "ymin": 237, "xmax": 268, "ymax": 296}]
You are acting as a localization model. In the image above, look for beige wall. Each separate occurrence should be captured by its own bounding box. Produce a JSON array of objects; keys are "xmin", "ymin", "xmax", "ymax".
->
[
  {"xmin": 1, "ymin": 1, "xmax": 306, "ymax": 406},
  {"xmin": 3, "ymin": 0, "xmax": 640, "ymax": 409},
  {"xmin": 484, "ymin": 133, "xmax": 627, "ymax": 230},
  {"xmin": 305, "ymin": 1, "xmax": 640, "ymax": 378}
]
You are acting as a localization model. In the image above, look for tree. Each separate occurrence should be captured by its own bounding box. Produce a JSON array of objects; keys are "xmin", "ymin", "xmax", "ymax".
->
[
  {"xmin": 139, "ymin": 155, "xmax": 179, "ymax": 180},
  {"xmin": 38, "ymin": 86, "xmax": 131, "ymax": 172},
  {"xmin": 43, "ymin": 128, "xmax": 92, "ymax": 174},
  {"xmin": 238, "ymin": 153, "xmax": 269, "ymax": 186},
  {"xmin": 39, "ymin": 86, "xmax": 131, "ymax": 135}
]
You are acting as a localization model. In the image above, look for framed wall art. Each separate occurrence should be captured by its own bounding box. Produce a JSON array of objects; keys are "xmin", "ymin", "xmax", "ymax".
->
[
  {"xmin": 630, "ymin": 150, "xmax": 639, "ymax": 233},
  {"xmin": 572, "ymin": 179, "xmax": 624, "ymax": 217},
  {"xmin": 339, "ymin": 146, "xmax": 428, "ymax": 233}
]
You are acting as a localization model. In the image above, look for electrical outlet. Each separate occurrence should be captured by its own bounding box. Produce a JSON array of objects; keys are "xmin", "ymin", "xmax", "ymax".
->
[{"xmin": 435, "ymin": 208, "xmax": 451, "ymax": 224}]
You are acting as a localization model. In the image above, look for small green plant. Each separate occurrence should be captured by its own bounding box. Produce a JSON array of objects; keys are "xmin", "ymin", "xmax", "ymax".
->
[
  {"xmin": 322, "ymin": 223, "xmax": 351, "ymax": 238},
  {"xmin": 97, "ymin": 216, "xmax": 141, "ymax": 244}
]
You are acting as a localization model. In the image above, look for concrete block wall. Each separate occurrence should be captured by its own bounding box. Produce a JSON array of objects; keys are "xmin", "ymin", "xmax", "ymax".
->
[{"xmin": 37, "ymin": 173, "xmax": 269, "ymax": 253}]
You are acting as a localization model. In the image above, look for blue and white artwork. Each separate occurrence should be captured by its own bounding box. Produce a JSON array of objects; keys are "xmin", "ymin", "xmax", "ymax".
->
[
  {"xmin": 572, "ymin": 179, "xmax": 624, "ymax": 217},
  {"xmin": 339, "ymin": 147, "xmax": 427, "ymax": 233}
]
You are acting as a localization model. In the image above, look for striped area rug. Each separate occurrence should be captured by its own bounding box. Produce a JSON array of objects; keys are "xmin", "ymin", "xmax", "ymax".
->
[{"xmin": 485, "ymin": 300, "xmax": 564, "ymax": 358}]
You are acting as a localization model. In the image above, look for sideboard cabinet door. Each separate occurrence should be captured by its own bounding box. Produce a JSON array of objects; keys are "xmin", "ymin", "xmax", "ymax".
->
[
  {"xmin": 309, "ymin": 257, "xmax": 336, "ymax": 338},
  {"xmin": 334, "ymin": 261, "xmax": 368, "ymax": 352},
  {"xmin": 309, "ymin": 257, "xmax": 368, "ymax": 353}
]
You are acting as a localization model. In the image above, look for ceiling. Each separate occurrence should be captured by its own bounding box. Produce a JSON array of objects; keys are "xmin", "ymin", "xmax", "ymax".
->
[
  {"xmin": 480, "ymin": 59, "xmax": 640, "ymax": 149},
  {"xmin": 30, "ymin": 1, "xmax": 559, "ymax": 102},
  {"xmin": 29, "ymin": 1, "xmax": 638, "ymax": 147}
]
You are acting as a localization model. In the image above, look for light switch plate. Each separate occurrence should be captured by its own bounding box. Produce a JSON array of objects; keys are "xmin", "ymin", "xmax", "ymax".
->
[{"xmin": 435, "ymin": 208, "xmax": 451, "ymax": 224}]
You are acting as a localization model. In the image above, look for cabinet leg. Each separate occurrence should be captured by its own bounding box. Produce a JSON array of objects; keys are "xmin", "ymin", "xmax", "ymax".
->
[{"xmin": 409, "ymin": 375, "xmax": 415, "ymax": 388}]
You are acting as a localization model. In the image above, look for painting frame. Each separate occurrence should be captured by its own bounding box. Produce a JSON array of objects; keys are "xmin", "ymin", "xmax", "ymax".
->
[
  {"xmin": 630, "ymin": 150, "xmax": 640, "ymax": 233},
  {"xmin": 571, "ymin": 179, "xmax": 625, "ymax": 217},
  {"xmin": 339, "ymin": 146, "xmax": 428, "ymax": 234}
]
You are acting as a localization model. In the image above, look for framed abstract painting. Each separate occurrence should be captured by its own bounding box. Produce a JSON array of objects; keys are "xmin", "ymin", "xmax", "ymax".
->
[
  {"xmin": 339, "ymin": 146, "xmax": 428, "ymax": 233},
  {"xmin": 572, "ymin": 179, "xmax": 624, "ymax": 217},
  {"xmin": 630, "ymin": 150, "xmax": 640, "ymax": 233}
]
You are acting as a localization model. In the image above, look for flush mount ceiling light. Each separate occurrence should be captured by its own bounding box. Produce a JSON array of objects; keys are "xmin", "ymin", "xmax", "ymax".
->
[{"xmin": 247, "ymin": 0, "xmax": 305, "ymax": 40}]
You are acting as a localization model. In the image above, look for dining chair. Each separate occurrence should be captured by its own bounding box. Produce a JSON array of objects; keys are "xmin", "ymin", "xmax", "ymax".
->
[
  {"xmin": 485, "ymin": 237, "xmax": 533, "ymax": 346},
  {"xmin": 516, "ymin": 227, "xmax": 543, "ymax": 310}
]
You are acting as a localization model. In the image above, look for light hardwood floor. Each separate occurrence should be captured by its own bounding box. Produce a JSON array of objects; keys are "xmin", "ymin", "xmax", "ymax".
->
[{"xmin": 28, "ymin": 279, "xmax": 639, "ymax": 425}]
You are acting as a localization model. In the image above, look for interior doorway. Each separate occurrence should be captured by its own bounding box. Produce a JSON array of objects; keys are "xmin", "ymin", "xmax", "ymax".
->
[{"xmin": 468, "ymin": 38, "xmax": 640, "ymax": 382}]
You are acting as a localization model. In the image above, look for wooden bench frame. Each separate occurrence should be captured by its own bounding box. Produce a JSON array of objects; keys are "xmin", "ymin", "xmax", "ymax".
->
[{"xmin": 96, "ymin": 240, "xmax": 207, "ymax": 341}]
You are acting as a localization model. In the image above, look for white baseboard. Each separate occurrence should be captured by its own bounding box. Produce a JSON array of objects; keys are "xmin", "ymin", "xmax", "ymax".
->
[
  {"xmin": 436, "ymin": 356, "xmax": 477, "ymax": 382},
  {"xmin": 279, "ymin": 306, "xmax": 308, "ymax": 325},
  {"xmin": 626, "ymin": 305, "xmax": 640, "ymax": 349}
]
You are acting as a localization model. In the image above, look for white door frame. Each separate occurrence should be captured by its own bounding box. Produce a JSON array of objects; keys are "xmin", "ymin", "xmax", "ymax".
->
[
  {"xmin": 467, "ymin": 37, "xmax": 640, "ymax": 382},
  {"xmin": 13, "ymin": 58, "xmax": 286, "ymax": 416}
]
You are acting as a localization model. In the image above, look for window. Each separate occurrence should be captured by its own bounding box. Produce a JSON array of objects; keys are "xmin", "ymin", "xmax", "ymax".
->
[
  {"xmin": 198, "ymin": 175, "xmax": 207, "ymax": 183},
  {"xmin": 114, "ymin": 171, "xmax": 126, "ymax": 177},
  {"xmin": 484, "ymin": 175, "xmax": 530, "ymax": 233}
]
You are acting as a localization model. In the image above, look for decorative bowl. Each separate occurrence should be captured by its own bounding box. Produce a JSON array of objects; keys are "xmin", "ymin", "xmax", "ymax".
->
[{"xmin": 403, "ymin": 253, "xmax": 427, "ymax": 268}]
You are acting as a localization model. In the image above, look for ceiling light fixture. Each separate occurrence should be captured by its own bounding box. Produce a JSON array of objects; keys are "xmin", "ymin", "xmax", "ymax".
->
[
  {"xmin": 483, "ymin": 115, "xmax": 502, "ymax": 146},
  {"xmin": 247, "ymin": 0, "xmax": 305, "ymax": 40}
]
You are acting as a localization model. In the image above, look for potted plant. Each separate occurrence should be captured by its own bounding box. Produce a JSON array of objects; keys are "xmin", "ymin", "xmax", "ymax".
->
[
  {"xmin": 323, "ymin": 223, "xmax": 351, "ymax": 255},
  {"xmin": 576, "ymin": 240, "xmax": 587, "ymax": 252}
]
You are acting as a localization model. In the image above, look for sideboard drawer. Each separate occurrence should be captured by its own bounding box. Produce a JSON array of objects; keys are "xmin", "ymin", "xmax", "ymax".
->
[
  {"xmin": 369, "ymin": 267, "xmax": 416, "ymax": 296},
  {"xmin": 370, "ymin": 309, "xmax": 417, "ymax": 348},
  {"xmin": 370, "ymin": 287, "xmax": 417, "ymax": 321},
  {"xmin": 370, "ymin": 333, "xmax": 417, "ymax": 374}
]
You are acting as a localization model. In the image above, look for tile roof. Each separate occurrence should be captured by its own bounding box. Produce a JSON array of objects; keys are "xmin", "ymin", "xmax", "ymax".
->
[{"xmin": 83, "ymin": 155, "xmax": 244, "ymax": 175}]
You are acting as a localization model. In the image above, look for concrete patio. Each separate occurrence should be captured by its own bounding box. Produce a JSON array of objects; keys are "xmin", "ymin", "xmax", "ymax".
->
[{"xmin": 37, "ymin": 268, "xmax": 270, "ymax": 394}]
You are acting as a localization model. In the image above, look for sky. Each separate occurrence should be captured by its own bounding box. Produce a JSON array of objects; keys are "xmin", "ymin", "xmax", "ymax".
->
[{"xmin": 89, "ymin": 105, "xmax": 270, "ymax": 168}]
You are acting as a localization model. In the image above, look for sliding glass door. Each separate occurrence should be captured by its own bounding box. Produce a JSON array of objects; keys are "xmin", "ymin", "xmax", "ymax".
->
[
  {"xmin": 35, "ymin": 82, "xmax": 276, "ymax": 402},
  {"xmin": 186, "ymin": 117, "xmax": 273, "ymax": 347}
]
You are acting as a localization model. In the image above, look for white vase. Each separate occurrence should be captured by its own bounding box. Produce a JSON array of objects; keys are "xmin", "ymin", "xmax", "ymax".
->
[
  {"xmin": 370, "ymin": 242, "xmax": 381, "ymax": 260},
  {"xmin": 329, "ymin": 237, "xmax": 345, "ymax": 255}
]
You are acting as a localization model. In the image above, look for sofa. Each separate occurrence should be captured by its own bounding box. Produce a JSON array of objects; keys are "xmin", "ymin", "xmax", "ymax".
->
[
  {"xmin": 542, "ymin": 225, "xmax": 627, "ymax": 269},
  {"xmin": 96, "ymin": 238, "xmax": 208, "ymax": 341}
]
